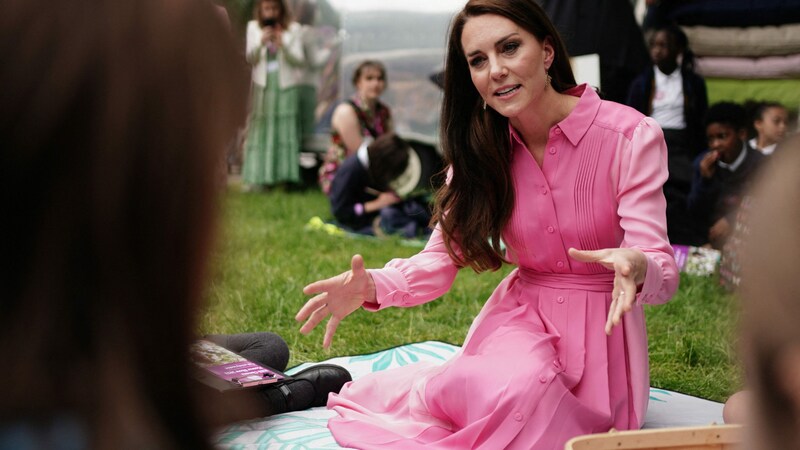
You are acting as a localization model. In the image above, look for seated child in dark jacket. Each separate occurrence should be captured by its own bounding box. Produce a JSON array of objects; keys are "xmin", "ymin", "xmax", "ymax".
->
[
  {"xmin": 328, "ymin": 133, "xmax": 432, "ymax": 238},
  {"xmin": 688, "ymin": 102, "xmax": 765, "ymax": 249}
]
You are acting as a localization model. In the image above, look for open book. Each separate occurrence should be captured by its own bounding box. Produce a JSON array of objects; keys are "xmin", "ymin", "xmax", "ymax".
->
[{"xmin": 190, "ymin": 339, "xmax": 288, "ymax": 392}]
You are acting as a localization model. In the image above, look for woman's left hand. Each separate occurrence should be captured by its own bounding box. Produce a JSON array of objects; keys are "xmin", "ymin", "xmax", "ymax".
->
[{"xmin": 568, "ymin": 247, "xmax": 647, "ymax": 335}]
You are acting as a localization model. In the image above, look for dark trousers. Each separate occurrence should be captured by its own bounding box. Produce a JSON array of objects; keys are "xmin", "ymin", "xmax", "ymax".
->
[
  {"xmin": 662, "ymin": 129, "xmax": 703, "ymax": 245},
  {"xmin": 380, "ymin": 198, "xmax": 432, "ymax": 238}
]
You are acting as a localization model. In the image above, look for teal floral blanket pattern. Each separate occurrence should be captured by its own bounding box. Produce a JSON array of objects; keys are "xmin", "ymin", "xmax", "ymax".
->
[{"xmin": 213, "ymin": 341, "xmax": 722, "ymax": 449}]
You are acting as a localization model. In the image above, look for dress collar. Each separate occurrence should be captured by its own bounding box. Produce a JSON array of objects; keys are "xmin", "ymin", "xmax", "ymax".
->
[
  {"xmin": 508, "ymin": 84, "xmax": 601, "ymax": 148},
  {"xmin": 654, "ymin": 65, "xmax": 682, "ymax": 81},
  {"xmin": 717, "ymin": 142, "xmax": 748, "ymax": 172}
]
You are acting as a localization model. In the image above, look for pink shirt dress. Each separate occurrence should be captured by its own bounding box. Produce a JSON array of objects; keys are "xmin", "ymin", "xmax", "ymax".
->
[{"xmin": 327, "ymin": 85, "xmax": 679, "ymax": 449}]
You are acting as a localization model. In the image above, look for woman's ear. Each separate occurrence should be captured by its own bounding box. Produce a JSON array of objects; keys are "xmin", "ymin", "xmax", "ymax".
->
[{"xmin": 543, "ymin": 36, "xmax": 555, "ymax": 71}]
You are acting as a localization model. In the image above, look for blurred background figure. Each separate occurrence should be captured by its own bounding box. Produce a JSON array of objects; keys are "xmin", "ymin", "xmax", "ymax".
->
[
  {"xmin": 327, "ymin": 133, "xmax": 432, "ymax": 238},
  {"xmin": 627, "ymin": 23, "xmax": 708, "ymax": 246},
  {"xmin": 243, "ymin": 0, "xmax": 328, "ymax": 190},
  {"xmin": 745, "ymin": 100, "xmax": 789, "ymax": 156},
  {"xmin": 688, "ymin": 102, "xmax": 764, "ymax": 249},
  {"xmin": 319, "ymin": 60, "xmax": 393, "ymax": 195},
  {"xmin": 0, "ymin": 0, "xmax": 248, "ymax": 448},
  {"xmin": 640, "ymin": 0, "xmax": 683, "ymax": 33},
  {"xmin": 539, "ymin": 0, "xmax": 650, "ymax": 104}
]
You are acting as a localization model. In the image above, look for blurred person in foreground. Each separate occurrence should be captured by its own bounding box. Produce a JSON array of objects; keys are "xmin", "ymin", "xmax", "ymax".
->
[
  {"xmin": 1, "ymin": 1, "xmax": 248, "ymax": 448},
  {"xmin": 723, "ymin": 135, "xmax": 800, "ymax": 450}
]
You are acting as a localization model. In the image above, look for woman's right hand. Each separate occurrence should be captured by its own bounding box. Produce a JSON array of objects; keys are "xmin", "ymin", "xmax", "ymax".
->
[
  {"xmin": 296, "ymin": 254, "xmax": 376, "ymax": 348},
  {"xmin": 261, "ymin": 26, "xmax": 280, "ymax": 47}
]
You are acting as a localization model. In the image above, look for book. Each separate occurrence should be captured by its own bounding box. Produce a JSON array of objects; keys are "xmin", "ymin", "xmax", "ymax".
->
[{"xmin": 190, "ymin": 339, "xmax": 288, "ymax": 392}]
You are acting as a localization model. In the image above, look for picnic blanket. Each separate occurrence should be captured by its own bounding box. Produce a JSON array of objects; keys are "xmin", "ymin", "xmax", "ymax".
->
[{"xmin": 213, "ymin": 341, "xmax": 724, "ymax": 449}]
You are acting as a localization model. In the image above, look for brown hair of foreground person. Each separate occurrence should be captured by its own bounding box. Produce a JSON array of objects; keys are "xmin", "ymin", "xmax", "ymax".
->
[
  {"xmin": 0, "ymin": 0, "xmax": 248, "ymax": 448},
  {"xmin": 740, "ymin": 135, "xmax": 800, "ymax": 450}
]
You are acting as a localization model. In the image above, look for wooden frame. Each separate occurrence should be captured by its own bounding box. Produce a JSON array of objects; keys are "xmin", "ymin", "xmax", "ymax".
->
[{"xmin": 565, "ymin": 424, "xmax": 742, "ymax": 450}]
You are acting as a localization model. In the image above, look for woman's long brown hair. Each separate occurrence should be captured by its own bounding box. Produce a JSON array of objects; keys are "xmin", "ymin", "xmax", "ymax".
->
[
  {"xmin": 435, "ymin": 0, "xmax": 576, "ymax": 272},
  {"xmin": 0, "ymin": 0, "xmax": 248, "ymax": 447}
]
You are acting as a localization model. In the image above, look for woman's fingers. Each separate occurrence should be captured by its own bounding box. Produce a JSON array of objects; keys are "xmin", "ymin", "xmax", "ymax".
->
[
  {"xmin": 297, "ymin": 254, "xmax": 372, "ymax": 348},
  {"xmin": 303, "ymin": 276, "xmax": 338, "ymax": 296},
  {"xmin": 606, "ymin": 272, "xmax": 639, "ymax": 334},
  {"xmin": 571, "ymin": 247, "xmax": 647, "ymax": 334},
  {"xmin": 323, "ymin": 316, "xmax": 341, "ymax": 349},
  {"xmin": 568, "ymin": 248, "xmax": 611, "ymax": 265},
  {"xmin": 296, "ymin": 292, "xmax": 327, "ymax": 322},
  {"xmin": 350, "ymin": 254, "xmax": 366, "ymax": 277},
  {"xmin": 605, "ymin": 297, "xmax": 617, "ymax": 335},
  {"xmin": 299, "ymin": 302, "xmax": 330, "ymax": 335}
]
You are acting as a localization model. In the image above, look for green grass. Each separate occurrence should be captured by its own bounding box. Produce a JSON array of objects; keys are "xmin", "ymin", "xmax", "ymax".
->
[{"xmin": 201, "ymin": 188, "xmax": 740, "ymax": 402}]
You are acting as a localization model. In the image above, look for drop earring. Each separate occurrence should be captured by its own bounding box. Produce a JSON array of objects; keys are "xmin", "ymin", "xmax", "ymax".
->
[
  {"xmin": 483, "ymin": 100, "xmax": 487, "ymax": 110},
  {"xmin": 545, "ymin": 70, "xmax": 552, "ymax": 89}
]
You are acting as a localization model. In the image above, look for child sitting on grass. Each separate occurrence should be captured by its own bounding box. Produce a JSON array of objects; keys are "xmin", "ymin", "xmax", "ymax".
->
[
  {"xmin": 687, "ymin": 102, "xmax": 765, "ymax": 249},
  {"xmin": 328, "ymin": 133, "xmax": 432, "ymax": 238},
  {"xmin": 746, "ymin": 100, "xmax": 790, "ymax": 156}
]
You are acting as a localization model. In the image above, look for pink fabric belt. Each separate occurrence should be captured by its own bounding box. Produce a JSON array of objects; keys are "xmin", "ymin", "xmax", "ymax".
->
[{"xmin": 517, "ymin": 268, "xmax": 614, "ymax": 292}]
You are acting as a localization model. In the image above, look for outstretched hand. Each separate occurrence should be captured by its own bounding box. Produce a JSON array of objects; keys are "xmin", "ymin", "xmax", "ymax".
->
[
  {"xmin": 296, "ymin": 254, "xmax": 376, "ymax": 349},
  {"xmin": 568, "ymin": 247, "xmax": 647, "ymax": 335}
]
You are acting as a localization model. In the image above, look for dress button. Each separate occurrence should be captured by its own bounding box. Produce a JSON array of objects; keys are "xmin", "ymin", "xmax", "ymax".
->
[
  {"xmin": 539, "ymin": 375, "xmax": 547, "ymax": 383},
  {"xmin": 541, "ymin": 188, "xmax": 548, "ymax": 195},
  {"xmin": 549, "ymin": 147, "xmax": 556, "ymax": 155},
  {"xmin": 557, "ymin": 296, "xmax": 564, "ymax": 304},
  {"xmin": 555, "ymin": 128, "xmax": 562, "ymax": 135},
  {"xmin": 547, "ymin": 226, "xmax": 555, "ymax": 233},
  {"xmin": 553, "ymin": 359, "xmax": 561, "ymax": 368},
  {"xmin": 514, "ymin": 412, "xmax": 523, "ymax": 422},
  {"xmin": 556, "ymin": 261, "xmax": 564, "ymax": 268},
  {"xmin": 402, "ymin": 293, "xmax": 410, "ymax": 302}
]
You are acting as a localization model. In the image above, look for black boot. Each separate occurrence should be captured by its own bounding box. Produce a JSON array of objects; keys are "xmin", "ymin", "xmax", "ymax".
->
[
  {"xmin": 258, "ymin": 364, "xmax": 352, "ymax": 414},
  {"xmin": 289, "ymin": 364, "xmax": 352, "ymax": 407}
]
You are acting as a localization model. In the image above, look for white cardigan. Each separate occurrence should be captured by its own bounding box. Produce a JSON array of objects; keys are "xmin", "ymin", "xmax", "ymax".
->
[{"xmin": 246, "ymin": 20, "xmax": 333, "ymax": 89}]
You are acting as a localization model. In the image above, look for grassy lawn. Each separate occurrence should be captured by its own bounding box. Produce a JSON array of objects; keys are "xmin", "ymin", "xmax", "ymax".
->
[{"xmin": 201, "ymin": 188, "xmax": 741, "ymax": 402}]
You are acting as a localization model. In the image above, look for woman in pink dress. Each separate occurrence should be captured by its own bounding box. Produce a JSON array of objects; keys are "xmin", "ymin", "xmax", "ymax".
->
[{"xmin": 296, "ymin": 0, "xmax": 679, "ymax": 448}]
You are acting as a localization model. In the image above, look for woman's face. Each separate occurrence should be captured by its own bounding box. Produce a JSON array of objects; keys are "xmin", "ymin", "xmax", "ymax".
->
[
  {"xmin": 355, "ymin": 67, "xmax": 386, "ymax": 102},
  {"xmin": 460, "ymin": 14, "xmax": 553, "ymax": 120},
  {"xmin": 260, "ymin": 0, "xmax": 281, "ymax": 20},
  {"xmin": 755, "ymin": 107, "xmax": 789, "ymax": 146}
]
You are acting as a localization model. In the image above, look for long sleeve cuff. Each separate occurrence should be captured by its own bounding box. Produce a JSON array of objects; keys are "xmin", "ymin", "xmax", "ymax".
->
[{"xmin": 362, "ymin": 267, "xmax": 409, "ymax": 311}]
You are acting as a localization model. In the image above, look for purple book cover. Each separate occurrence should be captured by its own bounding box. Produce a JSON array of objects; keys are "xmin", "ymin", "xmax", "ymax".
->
[{"xmin": 190, "ymin": 340, "xmax": 285, "ymax": 387}]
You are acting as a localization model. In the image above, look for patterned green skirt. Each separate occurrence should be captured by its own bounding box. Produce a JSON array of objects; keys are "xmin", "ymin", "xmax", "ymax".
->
[{"xmin": 242, "ymin": 69, "xmax": 315, "ymax": 186}]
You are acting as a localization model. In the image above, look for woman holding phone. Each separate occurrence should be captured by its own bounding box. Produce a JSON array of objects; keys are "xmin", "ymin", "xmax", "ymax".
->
[{"xmin": 243, "ymin": 0, "xmax": 324, "ymax": 189}]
